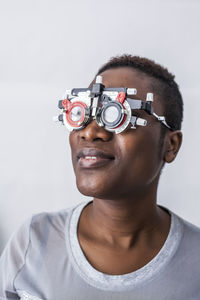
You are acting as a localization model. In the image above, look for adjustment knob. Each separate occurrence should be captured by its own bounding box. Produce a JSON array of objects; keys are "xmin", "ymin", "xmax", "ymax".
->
[
  {"xmin": 146, "ymin": 93, "xmax": 153, "ymax": 102},
  {"xmin": 136, "ymin": 118, "xmax": 147, "ymax": 126},
  {"xmin": 96, "ymin": 75, "xmax": 103, "ymax": 84},
  {"xmin": 127, "ymin": 88, "xmax": 137, "ymax": 95}
]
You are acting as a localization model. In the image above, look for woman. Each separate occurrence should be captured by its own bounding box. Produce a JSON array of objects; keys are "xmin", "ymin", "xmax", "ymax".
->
[{"xmin": 1, "ymin": 54, "xmax": 200, "ymax": 299}]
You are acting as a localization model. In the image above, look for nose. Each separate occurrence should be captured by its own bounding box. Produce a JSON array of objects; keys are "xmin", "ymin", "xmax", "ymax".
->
[{"xmin": 78, "ymin": 120, "xmax": 113, "ymax": 142}]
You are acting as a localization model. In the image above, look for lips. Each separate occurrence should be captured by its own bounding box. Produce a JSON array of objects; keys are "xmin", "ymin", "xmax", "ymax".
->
[{"xmin": 77, "ymin": 148, "xmax": 115, "ymax": 169}]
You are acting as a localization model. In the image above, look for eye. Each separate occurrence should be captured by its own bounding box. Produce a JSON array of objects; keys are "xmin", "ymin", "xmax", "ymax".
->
[
  {"xmin": 104, "ymin": 105, "xmax": 120, "ymax": 123},
  {"xmin": 70, "ymin": 106, "xmax": 82, "ymax": 121}
]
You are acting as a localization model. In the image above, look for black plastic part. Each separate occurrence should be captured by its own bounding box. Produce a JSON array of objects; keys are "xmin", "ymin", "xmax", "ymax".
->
[
  {"xmin": 58, "ymin": 114, "xmax": 63, "ymax": 122},
  {"xmin": 91, "ymin": 83, "xmax": 105, "ymax": 96},
  {"xmin": 142, "ymin": 101, "xmax": 154, "ymax": 114},
  {"xmin": 71, "ymin": 87, "xmax": 126, "ymax": 97},
  {"xmin": 58, "ymin": 100, "xmax": 63, "ymax": 109},
  {"xmin": 103, "ymin": 87, "xmax": 126, "ymax": 93}
]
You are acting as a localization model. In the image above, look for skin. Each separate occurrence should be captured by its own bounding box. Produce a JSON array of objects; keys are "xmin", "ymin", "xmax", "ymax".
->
[{"xmin": 69, "ymin": 67, "xmax": 182, "ymax": 275}]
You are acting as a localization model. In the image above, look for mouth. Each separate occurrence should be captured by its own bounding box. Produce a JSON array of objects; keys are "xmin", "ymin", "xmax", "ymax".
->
[{"xmin": 77, "ymin": 148, "xmax": 115, "ymax": 169}]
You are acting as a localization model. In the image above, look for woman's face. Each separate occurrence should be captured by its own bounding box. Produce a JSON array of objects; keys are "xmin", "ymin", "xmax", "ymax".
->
[{"xmin": 69, "ymin": 67, "xmax": 165, "ymax": 200}]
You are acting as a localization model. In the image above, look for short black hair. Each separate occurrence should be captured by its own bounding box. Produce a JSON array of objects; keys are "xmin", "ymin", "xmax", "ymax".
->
[{"xmin": 96, "ymin": 54, "xmax": 183, "ymax": 132}]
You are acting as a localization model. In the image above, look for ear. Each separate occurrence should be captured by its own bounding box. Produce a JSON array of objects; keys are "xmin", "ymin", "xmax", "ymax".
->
[{"xmin": 164, "ymin": 130, "xmax": 183, "ymax": 163}]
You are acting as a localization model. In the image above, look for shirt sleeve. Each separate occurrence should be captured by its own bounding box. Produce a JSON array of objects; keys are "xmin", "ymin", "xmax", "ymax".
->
[{"xmin": 0, "ymin": 217, "xmax": 32, "ymax": 300}]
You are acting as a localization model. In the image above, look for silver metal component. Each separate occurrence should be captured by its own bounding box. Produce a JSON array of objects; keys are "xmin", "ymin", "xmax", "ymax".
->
[
  {"xmin": 121, "ymin": 108, "xmax": 126, "ymax": 114},
  {"xmin": 65, "ymin": 89, "xmax": 72, "ymax": 96},
  {"xmin": 136, "ymin": 118, "xmax": 147, "ymax": 126},
  {"xmin": 105, "ymin": 100, "xmax": 132, "ymax": 134},
  {"xmin": 92, "ymin": 97, "xmax": 99, "ymax": 117},
  {"xmin": 127, "ymin": 88, "xmax": 137, "ymax": 95},
  {"xmin": 153, "ymin": 112, "xmax": 164, "ymax": 121},
  {"xmin": 130, "ymin": 116, "xmax": 137, "ymax": 129},
  {"xmin": 146, "ymin": 93, "xmax": 154, "ymax": 102},
  {"xmin": 98, "ymin": 121, "xmax": 104, "ymax": 127},
  {"xmin": 153, "ymin": 112, "xmax": 171, "ymax": 129},
  {"xmin": 103, "ymin": 91, "xmax": 118, "ymax": 100},
  {"xmin": 95, "ymin": 112, "xmax": 104, "ymax": 127},
  {"xmin": 96, "ymin": 75, "xmax": 103, "ymax": 84},
  {"xmin": 57, "ymin": 84, "xmax": 172, "ymax": 133},
  {"xmin": 78, "ymin": 90, "xmax": 91, "ymax": 99},
  {"xmin": 62, "ymin": 89, "xmax": 72, "ymax": 99}
]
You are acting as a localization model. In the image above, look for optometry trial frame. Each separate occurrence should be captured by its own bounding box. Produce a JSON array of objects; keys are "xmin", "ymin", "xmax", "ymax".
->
[{"xmin": 54, "ymin": 75, "xmax": 171, "ymax": 134}]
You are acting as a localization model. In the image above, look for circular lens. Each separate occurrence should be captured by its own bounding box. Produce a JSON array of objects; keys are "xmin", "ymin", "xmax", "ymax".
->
[
  {"xmin": 104, "ymin": 105, "xmax": 119, "ymax": 123},
  {"xmin": 70, "ymin": 106, "xmax": 82, "ymax": 122}
]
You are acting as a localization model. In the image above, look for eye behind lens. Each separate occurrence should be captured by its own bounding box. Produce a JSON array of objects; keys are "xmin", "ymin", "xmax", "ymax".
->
[
  {"xmin": 70, "ymin": 106, "xmax": 82, "ymax": 122},
  {"xmin": 101, "ymin": 101, "xmax": 124, "ymax": 128},
  {"xmin": 103, "ymin": 106, "xmax": 119, "ymax": 123},
  {"xmin": 65, "ymin": 101, "xmax": 89, "ymax": 129}
]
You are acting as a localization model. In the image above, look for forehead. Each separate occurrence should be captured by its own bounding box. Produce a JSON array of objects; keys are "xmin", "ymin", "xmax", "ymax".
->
[
  {"xmin": 100, "ymin": 67, "xmax": 151, "ymax": 98},
  {"xmin": 98, "ymin": 67, "xmax": 163, "ymax": 113}
]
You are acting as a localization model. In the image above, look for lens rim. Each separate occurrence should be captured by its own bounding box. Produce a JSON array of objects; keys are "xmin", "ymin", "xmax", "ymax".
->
[
  {"xmin": 101, "ymin": 101, "xmax": 124, "ymax": 128},
  {"xmin": 66, "ymin": 101, "xmax": 88, "ymax": 128}
]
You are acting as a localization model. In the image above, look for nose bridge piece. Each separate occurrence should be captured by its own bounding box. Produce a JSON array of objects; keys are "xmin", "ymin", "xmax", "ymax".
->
[{"xmin": 79, "ymin": 119, "xmax": 112, "ymax": 142}]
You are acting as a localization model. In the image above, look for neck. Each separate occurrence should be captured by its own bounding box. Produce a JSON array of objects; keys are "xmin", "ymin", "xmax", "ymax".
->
[{"xmin": 81, "ymin": 185, "xmax": 170, "ymax": 250}]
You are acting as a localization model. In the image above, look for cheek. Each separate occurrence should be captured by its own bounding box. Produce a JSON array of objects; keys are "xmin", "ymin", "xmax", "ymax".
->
[
  {"xmin": 117, "ymin": 130, "xmax": 162, "ymax": 184},
  {"xmin": 69, "ymin": 127, "xmax": 163, "ymax": 197},
  {"xmin": 69, "ymin": 132, "xmax": 75, "ymax": 148},
  {"xmin": 69, "ymin": 132, "xmax": 78, "ymax": 166}
]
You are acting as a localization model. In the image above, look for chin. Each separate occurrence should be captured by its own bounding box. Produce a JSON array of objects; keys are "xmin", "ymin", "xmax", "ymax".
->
[
  {"xmin": 75, "ymin": 176, "xmax": 111, "ymax": 199},
  {"xmin": 76, "ymin": 179, "xmax": 124, "ymax": 200},
  {"xmin": 76, "ymin": 181, "xmax": 102, "ymax": 198}
]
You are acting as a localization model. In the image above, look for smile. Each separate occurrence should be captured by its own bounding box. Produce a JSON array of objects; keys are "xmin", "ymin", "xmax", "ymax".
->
[{"xmin": 77, "ymin": 149, "xmax": 115, "ymax": 169}]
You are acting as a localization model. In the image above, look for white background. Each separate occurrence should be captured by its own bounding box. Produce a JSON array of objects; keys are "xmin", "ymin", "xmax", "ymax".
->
[{"xmin": 0, "ymin": 0, "xmax": 200, "ymax": 254}]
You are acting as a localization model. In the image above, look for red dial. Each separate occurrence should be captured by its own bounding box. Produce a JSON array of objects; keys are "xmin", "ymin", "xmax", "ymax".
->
[
  {"xmin": 66, "ymin": 101, "xmax": 88, "ymax": 128},
  {"xmin": 116, "ymin": 92, "xmax": 126, "ymax": 104}
]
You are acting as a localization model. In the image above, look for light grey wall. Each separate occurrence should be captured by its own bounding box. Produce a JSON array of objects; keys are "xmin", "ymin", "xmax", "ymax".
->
[{"xmin": 1, "ymin": 0, "xmax": 200, "ymax": 253}]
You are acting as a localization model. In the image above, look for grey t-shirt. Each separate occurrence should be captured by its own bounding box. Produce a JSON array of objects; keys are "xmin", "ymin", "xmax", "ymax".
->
[{"xmin": 0, "ymin": 200, "xmax": 200, "ymax": 300}]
